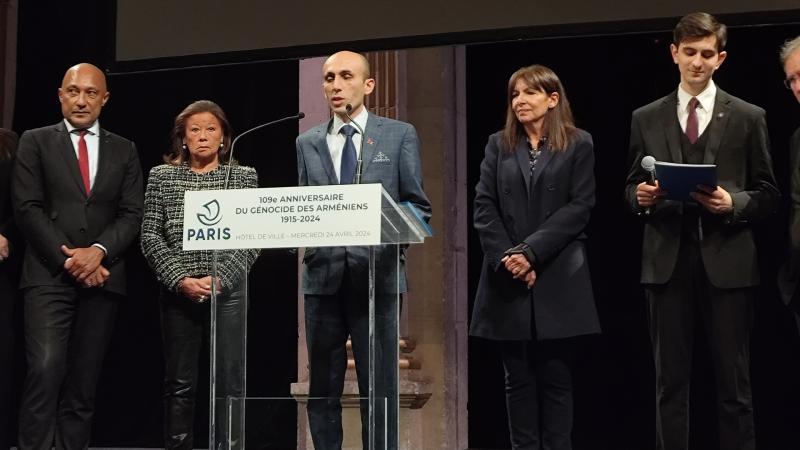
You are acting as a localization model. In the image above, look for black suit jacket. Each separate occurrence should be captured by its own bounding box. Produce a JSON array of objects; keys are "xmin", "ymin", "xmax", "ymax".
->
[
  {"xmin": 0, "ymin": 159, "xmax": 16, "ymax": 246},
  {"xmin": 0, "ymin": 129, "xmax": 18, "ymax": 246},
  {"xmin": 624, "ymin": 88, "xmax": 779, "ymax": 289},
  {"xmin": 0, "ymin": 130, "xmax": 21, "ymax": 293},
  {"xmin": 12, "ymin": 122, "xmax": 144, "ymax": 295},
  {"xmin": 470, "ymin": 129, "xmax": 600, "ymax": 341},
  {"xmin": 779, "ymin": 127, "xmax": 800, "ymax": 310}
]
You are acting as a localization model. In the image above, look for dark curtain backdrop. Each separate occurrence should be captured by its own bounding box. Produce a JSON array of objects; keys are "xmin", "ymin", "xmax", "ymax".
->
[
  {"xmin": 9, "ymin": 1, "xmax": 800, "ymax": 449},
  {"xmin": 466, "ymin": 23, "xmax": 800, "ymax": 450},
  {"xmin": 11, "ymin": 1, "xmax": 300, "ymax": 448}
]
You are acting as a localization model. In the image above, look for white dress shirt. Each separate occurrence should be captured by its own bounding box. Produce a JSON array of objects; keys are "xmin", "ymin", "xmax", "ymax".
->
[
  {"xmin": 64, "ymin": 119, "xmax": 100, "ymax": 189},
  {"xmin": 677, "ymin": 80, "xmax": 717, "ymax": 138},
  {"xmin": 326, "ymin": 107, "xmax": 368, "ymax": 183},
  {"xmin": 63, "ymin": 119, "xmax": 107, "ymax": 255}
]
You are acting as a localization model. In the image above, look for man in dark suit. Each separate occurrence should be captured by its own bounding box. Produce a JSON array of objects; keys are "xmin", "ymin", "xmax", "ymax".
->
[
  {"xmin": 296, "ymin": 51, "xmax": 431, "ymax": 450},
  {"xmin": 12, "ymin": 63, "xmax": 143, "ymax": 450},
  {"xmin": 779, "ymin": 36, "xmax": 800, "ymax": 330},
  {"xmin": 624, "ymin": 13, "xmax": 778, "ymax": 450}
]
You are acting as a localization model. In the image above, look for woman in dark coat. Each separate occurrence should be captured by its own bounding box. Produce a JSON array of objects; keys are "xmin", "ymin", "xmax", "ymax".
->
[{"xmin": 471, "ymin": 65, "xmax": 600, "ymax": 450}]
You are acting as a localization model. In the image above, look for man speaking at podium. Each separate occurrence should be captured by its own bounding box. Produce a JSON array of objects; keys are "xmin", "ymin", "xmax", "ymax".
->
[
  {"xmin": 295, "ymin": 50, "xmax": 431, "ymax": 450},
  {"xmin": 624, "ymin": 13, "xmax": 778, "ymax": 450}
]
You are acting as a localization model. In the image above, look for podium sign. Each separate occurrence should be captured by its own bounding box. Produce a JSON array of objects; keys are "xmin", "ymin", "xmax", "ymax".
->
[
  {"xmin": 182, "ymin": 183, "xmax": 382, "ymax": 250},
  {"xmin": 182, "ymin": 182, "xmax": 429, "ymax": 449}
]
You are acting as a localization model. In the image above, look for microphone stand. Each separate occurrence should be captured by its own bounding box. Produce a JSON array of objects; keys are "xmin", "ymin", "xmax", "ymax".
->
[
  {"xmin": 209, "ymin": 111, "xmax": 304, "ymax": 450},
  {"xmin": 344, "ymin": 104, "xmax": 365, "ymax": 184},
  {"xmin": 344, "ymin": 103, "xmax": 377, "ymax": 449},
  {"xmin": 223, "ymin": 112, "xmax": 306, "ymax": 189}
]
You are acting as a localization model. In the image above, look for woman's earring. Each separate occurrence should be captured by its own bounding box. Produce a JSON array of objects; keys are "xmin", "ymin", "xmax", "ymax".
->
[
  {"xmin": 219, "ymin": 141, "xmax": 224, "ymax": 149},
  {"xmin": 182, "ymin": 143, "xmax": 188, "ymax": 150}
]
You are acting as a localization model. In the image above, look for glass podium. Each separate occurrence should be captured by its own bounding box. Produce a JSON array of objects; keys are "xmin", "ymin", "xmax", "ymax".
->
[{"xmin": 206, "ymin": 185, "xmax": 431, "ymax": 449}]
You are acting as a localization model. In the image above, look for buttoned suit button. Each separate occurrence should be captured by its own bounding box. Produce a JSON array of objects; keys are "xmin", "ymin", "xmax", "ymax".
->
[
  {"xmin": 79, "ymin": 228, "xmax": 85, "ymax": 233},
  {"xmin": 503, "ymin": 187, "xmax": 510, "ymax": 194}
]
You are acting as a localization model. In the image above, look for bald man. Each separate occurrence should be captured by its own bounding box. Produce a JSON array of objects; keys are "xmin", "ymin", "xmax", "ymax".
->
[
  {"xmin": 296, "ymin": 51, "xmax": 431, "ymax": 450},
  {"xmin": 12, "ymin": 63, "xmax": 143, "ymax": 450}
]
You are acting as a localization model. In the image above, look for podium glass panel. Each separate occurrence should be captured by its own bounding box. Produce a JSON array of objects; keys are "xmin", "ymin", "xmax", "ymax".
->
[
  {"xmin": 206, "ymin": 186, "xmax": 430, "ymax": 450},
  {"xmin": 225, "ymin": 397, "xmax": 386, "ymax": 449},
  {"xmin": 365, "ymin": 188, "xmax": 432, "ymax": 449},
  {"xmin": 210, "ymin": 256, "xmax": 249, "ymax": 450}
]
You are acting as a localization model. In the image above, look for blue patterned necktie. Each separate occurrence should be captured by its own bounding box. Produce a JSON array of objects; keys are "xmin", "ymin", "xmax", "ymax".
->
[{"xmin": 339, "ymin": 124, "xmax": 358, "ymax": 184}]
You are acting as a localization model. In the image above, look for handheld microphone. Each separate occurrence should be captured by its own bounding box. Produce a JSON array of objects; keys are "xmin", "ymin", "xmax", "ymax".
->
[
  {"xmin": 344, "ymin": 104, "xmax": 365, "ymax": 184},
  {"xmin": 641, "ymin": 155, "xmax": 657, "ymax": 215},
  {"xmin": 223, "ymin": 112, "xmax": 305, "ymax": 189},
  {"xmin": 641, "ymin": 156, "xmax": 657, "ymax": 185}
]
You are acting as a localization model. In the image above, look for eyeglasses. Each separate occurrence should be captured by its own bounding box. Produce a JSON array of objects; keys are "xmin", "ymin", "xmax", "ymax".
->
[{"xmin": 785, "ymin": 75, "xmax": 800, "ymax": 89}]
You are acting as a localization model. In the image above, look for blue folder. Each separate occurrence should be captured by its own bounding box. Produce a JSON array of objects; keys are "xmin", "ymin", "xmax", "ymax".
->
[{"xmin": 654, "ymin": 161, "xmax": 717, "ymax": 202}]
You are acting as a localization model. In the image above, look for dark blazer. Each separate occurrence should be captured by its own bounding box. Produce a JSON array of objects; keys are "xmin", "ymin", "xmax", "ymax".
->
[
  {"xmin": 779, "ymin": 127, "xmax": 800, "ymax": 310},
  {"xmin": 0, "ymin": 129, "xmax": 19, "ymax": 246},
  {"xmin": 0, "ymin": 159, "xmax": 17, "ymax": 247},
  {"xmin": 296, "ymin": 113, "xmax": 431, "ymax": 295},
  {"xmin": 12, "ymin": 122, "xmax": 144, "ymax": 295},
  {"xmin": 624, "ymin": 88, "xmax": 779, "ymax": 289},
  {"xmin": 470, "ymin": 129, "xmax": 600, "ymax": 341}
]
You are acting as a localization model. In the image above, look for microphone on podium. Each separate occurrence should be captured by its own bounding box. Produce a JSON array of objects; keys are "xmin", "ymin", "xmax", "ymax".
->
[
  {"xmin": 344, "ymin": 104, "xmax": 365, "ymax": 184},
  {"xmin": 223, "ymin": 112, "xmax": 305, "ymax": 189},
  {"xmin": 641, "ymin": 155, "xmax": 657, "ymax": 216}
]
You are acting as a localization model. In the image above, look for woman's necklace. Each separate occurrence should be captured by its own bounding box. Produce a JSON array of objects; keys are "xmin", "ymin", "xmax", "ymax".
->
[{"xmin": 527, "ymin": 137, "xmax": 546, "ymax": 174}]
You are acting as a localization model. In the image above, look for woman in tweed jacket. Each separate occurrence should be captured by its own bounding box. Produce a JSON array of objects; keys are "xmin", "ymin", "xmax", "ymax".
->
[{"xmin": 141, "ymin": 100, "xmax": 259, "ymax": 450}]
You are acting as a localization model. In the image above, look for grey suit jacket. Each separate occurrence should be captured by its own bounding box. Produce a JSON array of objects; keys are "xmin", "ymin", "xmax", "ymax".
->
[
  {"xmin": 470, "ymin": 129, "xmax": 600, "ymax": 341},
  {"xmin": 12, "ymin": 122, "xmax": 144, "ymax": 295},
  {"xmin": 624, "ymin": 88, "xmax": 779, "ymax": 289},
  {"xmin": 296, "ymin": 113, "xmax": 431, "ymax": 295}
]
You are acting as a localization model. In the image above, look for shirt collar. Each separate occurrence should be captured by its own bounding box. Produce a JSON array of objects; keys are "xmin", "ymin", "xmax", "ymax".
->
[
  {"xmin": 677, "ymin": 79, "xmax": 716, "ymax": 111},
  {"xmin": 330, "ymin": 107, "xmax": 369, "ymax": 136},
  {"xmin": 64, "ymin": 119, "xmax": 100, "ymax": 136}
]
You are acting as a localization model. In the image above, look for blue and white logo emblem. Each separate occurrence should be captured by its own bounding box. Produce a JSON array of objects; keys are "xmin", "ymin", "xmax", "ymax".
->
[{"xmin": 197, "ymin": 199, "xmax": 222, "ymax": 226}]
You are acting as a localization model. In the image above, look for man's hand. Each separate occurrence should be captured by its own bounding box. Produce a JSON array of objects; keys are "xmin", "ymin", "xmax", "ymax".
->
[
  {"xmin": 0, "ymin": 233, "xmax": 9, "ymax": 262},
  {"xmin": 82, "ymin": 265, "xmax": 110, "ymax": 288},
  {"xmin": 690, "ymin": 185, "xmax": 733, "ymax": 215},
  {"xmin": 62, "ymin": 245, "xmax": 104, "ymax": 282},
  {"xmin": 179, "ymin": 276, "xmax": 220, "ymax": 304},
  {"xmin": 502, "ymin": 254, "xmax": 531, "ymax": 280},
  {"xmin": 524, "ymin": 270, "xmax": 537, "ymax": 289},
  {"xmin": 636, "ymin": 181, "xmax": 667, "ymax": 208}
]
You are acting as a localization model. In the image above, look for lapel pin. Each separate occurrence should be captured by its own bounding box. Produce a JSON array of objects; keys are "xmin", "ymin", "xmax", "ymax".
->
[{"xmin": 367, "ymin": 138, "xmax": 375, "ymax": 145}]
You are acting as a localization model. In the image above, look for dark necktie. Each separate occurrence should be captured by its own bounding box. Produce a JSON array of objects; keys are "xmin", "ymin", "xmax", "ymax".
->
[
  {"xmin": 75, "ymin": 130, "xmax": 91, "ymax": 194},
  {"xmin": 685, "ymin": 97, "xmax": 700, "ymax": 144},
  {"xmin": 339, "ymin": 124, "xmax": 358, "ymax": 184}
]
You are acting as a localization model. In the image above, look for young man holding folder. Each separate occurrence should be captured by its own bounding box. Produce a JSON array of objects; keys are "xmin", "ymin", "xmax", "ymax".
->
[{"xmin": 623, "ymin": 12, "xmax": 778, "ymax": 450}]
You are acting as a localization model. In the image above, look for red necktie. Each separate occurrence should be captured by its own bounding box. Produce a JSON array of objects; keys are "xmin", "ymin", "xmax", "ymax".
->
[
  {"xmin": 686, "ymin": 97, "xmax": 699, "ymax": 144},
  {"xmin": 77, "ymin": 130, "xmax": 91, "ymax": 195}
]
